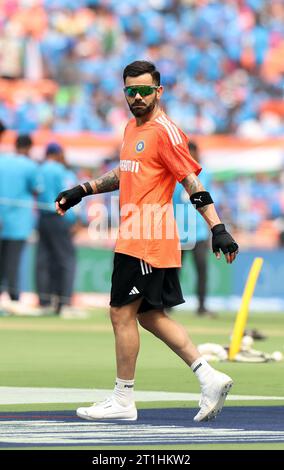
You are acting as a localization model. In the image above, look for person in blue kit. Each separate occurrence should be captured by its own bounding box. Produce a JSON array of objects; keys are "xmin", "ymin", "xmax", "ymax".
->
[
  {"xmin": 0, "ymin": 120, "xmax": 6, "ymax": 314},
  {"xmin": 0, "ymin": 120, "xmax": 5, "ymax": 141},
  {"xmin": 36, "ymin": 142, "xmax": 83, "ymax": 318},
  {"xmin": 173, "ymin": 141, "xmax": 214, "ymax": 317},
  {"xmin": 0, "ymin": 134, "xmax": 41, "ymax": 311}
]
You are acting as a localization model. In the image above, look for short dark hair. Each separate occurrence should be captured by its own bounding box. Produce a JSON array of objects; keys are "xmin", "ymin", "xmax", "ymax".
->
[
  {"xmin": 123, "ymin": 61, "xmax": 160, "ymax": 85},
  {"xmin": 15, "ymin": 134, "xmax": 33, "ymax": 149}
]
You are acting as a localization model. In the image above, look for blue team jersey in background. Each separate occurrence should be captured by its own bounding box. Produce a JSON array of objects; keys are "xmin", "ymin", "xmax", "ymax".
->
[
  {"xmin": 63, "ymin": 167, "xmax": 78, "ymax": 225},
  {"xmin": 173, "ymin": 168, "xmax": 212, "ymax": 247},
  {"xmin": 38, "ymin": 160, "xmax": 77, "ymax": 225},
  {"xmin": 38, "ymin": 160, "xmax": 66, "ymax": 210},
  {"xmin": 0, "ymin": 153, "xmax": 42, "ymax": 240}
]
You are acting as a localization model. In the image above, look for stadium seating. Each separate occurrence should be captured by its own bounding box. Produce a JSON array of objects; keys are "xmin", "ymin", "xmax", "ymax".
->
[{"xmin": 0, "ymin": 0, "xmax": 284, "ymax": 135}]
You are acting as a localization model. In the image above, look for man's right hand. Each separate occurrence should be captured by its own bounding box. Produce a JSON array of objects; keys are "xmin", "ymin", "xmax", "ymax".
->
[{"xmin": 55, "ymin": 185, "xmax": 86, "ymax": 215}]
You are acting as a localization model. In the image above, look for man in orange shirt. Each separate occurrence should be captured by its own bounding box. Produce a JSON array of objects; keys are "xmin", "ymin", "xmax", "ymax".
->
[{"xmin": 56, "ymin": 61, "xmax": 238, "ymax": 423}]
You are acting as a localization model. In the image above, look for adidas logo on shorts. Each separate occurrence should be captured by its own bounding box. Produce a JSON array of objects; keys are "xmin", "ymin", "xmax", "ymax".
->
[{"xmin": 129, "ymin": 286, "xmax": 140, "ymax": 295}]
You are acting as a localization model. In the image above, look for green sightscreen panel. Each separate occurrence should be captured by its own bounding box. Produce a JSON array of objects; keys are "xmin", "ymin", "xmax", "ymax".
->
[
  {"xmin": 180, "ymin": 250, "xmax": 232, "ymax": 296},
  {"xmin": 23, "ymin": 244, "xmax": 232, "ymax": 296}
]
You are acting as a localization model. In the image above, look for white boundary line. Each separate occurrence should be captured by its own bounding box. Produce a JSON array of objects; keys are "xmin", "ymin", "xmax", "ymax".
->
[{"xmin": 0, "ymin": 387, "xmax": 284, "ymax": 405}]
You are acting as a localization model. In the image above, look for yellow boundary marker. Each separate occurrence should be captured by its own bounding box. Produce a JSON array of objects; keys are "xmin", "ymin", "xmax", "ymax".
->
[{"xmin": 229, "ymin": 257, "xmax": 263, "ymax": 360}]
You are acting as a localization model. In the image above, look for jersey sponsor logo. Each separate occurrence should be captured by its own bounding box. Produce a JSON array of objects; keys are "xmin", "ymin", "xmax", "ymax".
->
[
  {"xmin": 135, "ymin": 140, "xmax": 145, "ymax": 153},
  {"xmin": 120, "ymin": 160, "xmax": 140, "ymax": 173}
]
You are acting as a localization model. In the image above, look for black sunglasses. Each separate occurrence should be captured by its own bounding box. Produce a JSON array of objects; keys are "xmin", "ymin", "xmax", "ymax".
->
[{"xmin": 124, "ymin": 85, "xmax": 159, "ymax": 97}]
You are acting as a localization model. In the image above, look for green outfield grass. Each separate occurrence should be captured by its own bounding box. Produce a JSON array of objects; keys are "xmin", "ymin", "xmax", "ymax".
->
[{"xmin": 0, "ymin": 309, "xmax": 284, "ymax": 450}]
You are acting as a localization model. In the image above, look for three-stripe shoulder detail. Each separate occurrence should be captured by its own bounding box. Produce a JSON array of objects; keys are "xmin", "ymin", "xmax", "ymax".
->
[{"xmin": 155, "ymin": 115, "xmax": 183, "ymax": 146}]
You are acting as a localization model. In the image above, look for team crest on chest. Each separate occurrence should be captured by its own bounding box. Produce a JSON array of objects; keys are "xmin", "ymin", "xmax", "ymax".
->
[{"xmin": 135, "ymin": 140, "xmax": 145, "ymax": 153}]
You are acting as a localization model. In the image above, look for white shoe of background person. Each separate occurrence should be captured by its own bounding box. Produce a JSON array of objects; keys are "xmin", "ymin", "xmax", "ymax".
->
[
  {"xmin": 2, "ymin": 300, "xmax": 53, "ymax": 316},
  {"xmin": 77, "ymin": 396, "xmax": 137, "ymax": 421},
  {"xmin": 193, "ymin": 371, "xmax": 233, "ymax": 422},
  {"xmin": 0, "ymin": 298, "xmax": 10, "ymax": 316},
  {"xmin": 0, "ymin": 298, "xmax": 15, "ymax": 314},
  {"xmin": 59, "ymin": 305, "xmax": 89, "ymax": 319}
]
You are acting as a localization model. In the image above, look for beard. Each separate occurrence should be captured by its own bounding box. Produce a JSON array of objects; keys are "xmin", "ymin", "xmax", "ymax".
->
[{"xmin": 128, "ymin": 97, "xmax": 157, "ymax": 117}]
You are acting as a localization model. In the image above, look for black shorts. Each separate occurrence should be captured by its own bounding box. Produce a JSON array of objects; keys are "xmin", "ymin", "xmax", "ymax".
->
[{"xmin": 110, "ymin": 253, "xmax": 185, "ymax": 313}]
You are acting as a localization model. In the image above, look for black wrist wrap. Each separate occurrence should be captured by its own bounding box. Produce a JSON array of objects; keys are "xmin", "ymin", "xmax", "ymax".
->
[
  {"xmin": 82, "ymin": 182, "xmax": 93, "ymax": 195},
  {"xmin": 211, "ymin": 223, "xmax": 225, "ymax": 236},
  {"xmin": 190, "ymin": 191, "xmax": 214, "ymax": 208}
]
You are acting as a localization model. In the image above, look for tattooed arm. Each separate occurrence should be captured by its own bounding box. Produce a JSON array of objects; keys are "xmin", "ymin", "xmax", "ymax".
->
[
  {"xmin": 55, "ymin": 166, "xmax": 120, "ymax": 216},
  {"xmin": 86, "ymin": 166, "xmax": 120, "ymax": 195},
  {"xmin": 181, "ymin": 172, "xmax": 221, "ymax": 229}
]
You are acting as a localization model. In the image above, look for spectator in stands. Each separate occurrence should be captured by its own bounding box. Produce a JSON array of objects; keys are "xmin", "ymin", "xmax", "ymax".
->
[
  {"xmin": 0, "ymin": 133, "xmax": 41, "ymax": 314},
  {"xmin": 0, "ymin": 1, "xmax": 284, "ymax": 136}
]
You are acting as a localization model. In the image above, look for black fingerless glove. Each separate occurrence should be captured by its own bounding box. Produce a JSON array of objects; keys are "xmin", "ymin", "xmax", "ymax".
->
[
  {"xmin": 211, "ymin": 223, "xmax": 239, "ymax": 255},
  {"xmin": 55, "ymin": 182, "xmax": 92, "ymax": 211}
]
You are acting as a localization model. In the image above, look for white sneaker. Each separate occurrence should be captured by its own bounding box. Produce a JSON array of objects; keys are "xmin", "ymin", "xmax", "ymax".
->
[
  {"xmin": 194, "ymin": 371, "xmax": 233, "ymax": 422},
  {"xmin": 76, "ymin": 397, "xmax": 137, "ymax": 421}
]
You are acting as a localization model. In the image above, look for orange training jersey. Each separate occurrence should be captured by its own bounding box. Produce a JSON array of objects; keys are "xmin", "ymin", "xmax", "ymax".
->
[{"xmin": 115, "ymin": 110, "xmax": 202, "ymax": 268}]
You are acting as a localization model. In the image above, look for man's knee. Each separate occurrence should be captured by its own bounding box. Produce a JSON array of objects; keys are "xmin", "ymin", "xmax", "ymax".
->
[
  {"xmin": 138, "ymin": 310, "xmax": 168, "ymax": 332},
  {"xmin": 110, "ymin": 298, "xmax": 142, "ymax": 326},
  {"xmin": 110, "ymin": 305, "xmax": 134, "ymax": 330},
  {"xmin": 137, "ymin": 313, "xmax": 154, "ymax": 331},
  {"xmin": 110, "ymin": 306, "xmax": 121, "ymax": 326}
]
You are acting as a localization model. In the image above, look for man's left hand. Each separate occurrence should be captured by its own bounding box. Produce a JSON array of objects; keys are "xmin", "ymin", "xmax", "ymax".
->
[{"xmin": 211, "ymin": 223, "xmax": 239, "ymax": 264}]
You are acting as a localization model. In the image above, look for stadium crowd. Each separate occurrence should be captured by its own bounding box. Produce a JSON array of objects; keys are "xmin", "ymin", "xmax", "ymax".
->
[
  {"xmin": 211, "ymin": 173, "xmax": 284, "ymax": 247},
  {"xmin": 1, "ymin": 0, "xmax": 284, "ymax": 136}
]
